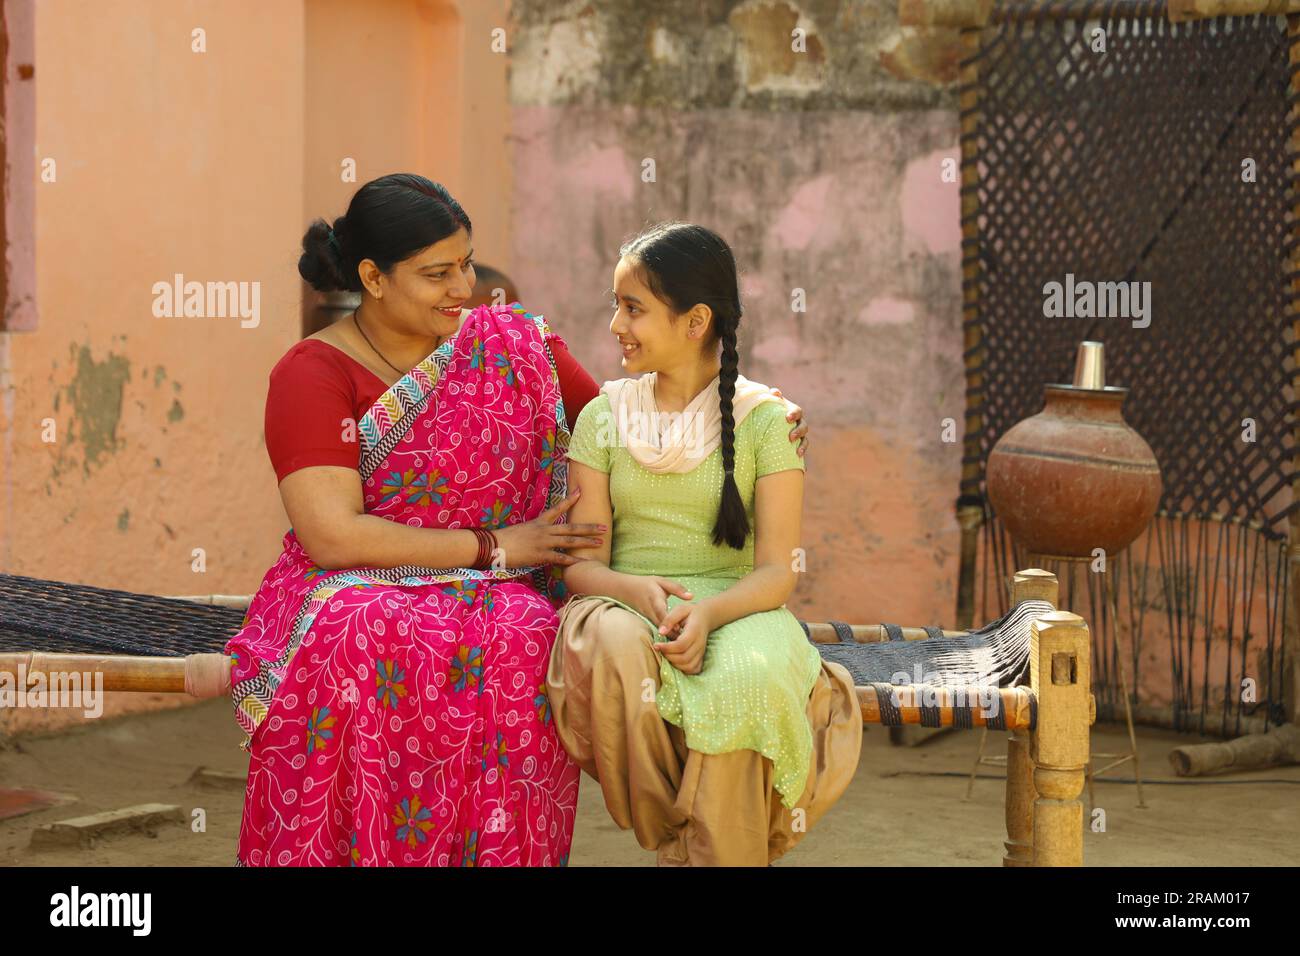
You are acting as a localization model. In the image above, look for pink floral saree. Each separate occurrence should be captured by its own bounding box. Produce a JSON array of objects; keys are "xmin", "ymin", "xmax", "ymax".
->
[{"xmin": 225, "ymin": 303, "xmax": 578, "ymax": 866}]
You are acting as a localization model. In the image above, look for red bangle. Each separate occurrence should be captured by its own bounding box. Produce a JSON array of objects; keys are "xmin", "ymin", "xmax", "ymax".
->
[{"xmin": 471, "ymin": 528, "xmax": 499, "ymax": 570}]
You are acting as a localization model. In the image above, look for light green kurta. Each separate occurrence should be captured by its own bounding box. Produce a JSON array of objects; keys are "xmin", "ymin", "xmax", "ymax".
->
[{"xmin": 566, "ymin": 390, "xmax": 821, "ymax": 807}]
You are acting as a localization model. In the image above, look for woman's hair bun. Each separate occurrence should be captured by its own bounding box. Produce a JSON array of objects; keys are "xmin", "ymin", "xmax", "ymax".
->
[{"xmin": 298, "ymin": 215, "xmax": 354, "ymax": 293}]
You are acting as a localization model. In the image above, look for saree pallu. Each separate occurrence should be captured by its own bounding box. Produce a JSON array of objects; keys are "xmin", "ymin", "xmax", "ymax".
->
[{"xmin": 225, "ymin": 303, "xmax": 579, "ymax": 867}]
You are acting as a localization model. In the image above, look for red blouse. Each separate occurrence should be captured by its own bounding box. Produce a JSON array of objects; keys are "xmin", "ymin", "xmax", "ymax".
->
[{"xmin": 264, "ymin": 334, "xmax": 600, "ymax": 483}]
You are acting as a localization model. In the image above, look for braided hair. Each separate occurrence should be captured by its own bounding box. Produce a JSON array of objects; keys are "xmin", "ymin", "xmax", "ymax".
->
[
  {"xmin": 298, "ymin": 173, "xmax": 472, "ymax": 293},
  {"xmin": 619, "ymin": 222, "xmax": 750, "ymax": 549}
]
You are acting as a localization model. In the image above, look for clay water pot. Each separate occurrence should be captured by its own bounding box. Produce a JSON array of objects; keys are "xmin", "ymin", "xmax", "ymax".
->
[{"xmin": 985, "ymin": 350, "xmax": 1162, "ymax": 559}]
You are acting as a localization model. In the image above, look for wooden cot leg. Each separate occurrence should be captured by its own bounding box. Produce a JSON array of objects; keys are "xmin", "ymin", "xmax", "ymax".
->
[
  {"xmin": 1004, "ymin": 733, "xmax": 1035, "ymax": 866},
  {"xmin": 1003, "ymin": 568, "xmax": 1058, "ymax": 867},
  {"xmin": 1030, "ymin": 610, "xmax": 1091, "ymax": 867}
]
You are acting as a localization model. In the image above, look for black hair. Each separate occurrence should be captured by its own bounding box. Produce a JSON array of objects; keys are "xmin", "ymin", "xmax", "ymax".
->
[
  {"xmin": 620, "ymin": 222, "xmax": 749, "ymax": 550},
  {"xmin": 299, "ymin": 173, "xmax": 472, "ymax": 293}
]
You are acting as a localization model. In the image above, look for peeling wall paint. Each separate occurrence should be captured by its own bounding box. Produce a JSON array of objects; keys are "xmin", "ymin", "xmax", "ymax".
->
[
  {"xmin": 509, "ymin": 0, "xmax": 956, "ymax": 110},
  {"xmin": 61, "ymin": 344, "xmax": 131, "ymax": 474}
]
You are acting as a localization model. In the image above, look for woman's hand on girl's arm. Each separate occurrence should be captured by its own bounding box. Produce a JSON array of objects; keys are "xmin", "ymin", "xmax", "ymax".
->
[
  {"xmin": 493, "ymin": 490, "xmax": 607, "ymax": 567},
  {"xmin": 767, "ymin": 387, "xmax": 809, "ymax": 458},
  {"xmin": 693, "ymin": 469, "xmax": 804, "ymax": 630}
]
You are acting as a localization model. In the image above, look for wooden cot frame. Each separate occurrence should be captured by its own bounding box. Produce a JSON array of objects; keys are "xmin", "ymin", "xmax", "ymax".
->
[
  {"xmin": 805, "ymin": 568, "xmax": 1094, "ymax": 867},
  {"xmin": 1, "ymin": 567, "xmax": 1093, "ymax": 866}
]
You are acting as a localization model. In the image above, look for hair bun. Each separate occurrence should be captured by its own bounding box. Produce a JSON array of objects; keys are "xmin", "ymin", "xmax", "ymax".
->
[{"xmin": 298, "ymin": 217, "xmax": 352, "ymax": 293}]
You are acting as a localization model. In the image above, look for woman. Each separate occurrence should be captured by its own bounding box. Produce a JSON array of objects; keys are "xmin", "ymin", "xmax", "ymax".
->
[
  {"xmin": 226, "ymin": 174, "xmax": 809, "ymax": 866},
  {"xmin": 546, "ymin": 222, "xmax": 861, "ymax": 867}
]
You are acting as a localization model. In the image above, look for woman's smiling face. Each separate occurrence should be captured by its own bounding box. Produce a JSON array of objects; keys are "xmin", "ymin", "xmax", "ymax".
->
[
  {"xmin": 378, "ymin": 227, "xmax": 476, "ymax": 336},
  {"xmin": 609, "ymin": 256, "xmax": 689, "ymax": 373}
]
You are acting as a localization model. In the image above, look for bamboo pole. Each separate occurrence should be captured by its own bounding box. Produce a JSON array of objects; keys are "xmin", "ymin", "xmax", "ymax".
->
[
  {"xmin": 857, "ymin": 684, "xmax": 1035, "ymax": 729},
  {"xmin": 0, "ymin": 651, "xmax": 231, "ymax": 697},
  {"xmin": 1, "ymin": 647, "xmax": 1038, "ymax": 725},
  {"xmin": 1030, "ymin": 610, "xmax": 1091, "ymax": 866},
  {"xmin": 164, "ymin": 594, "xmax": 252, "ymax": 609},
  {"xmin": 801, "ymin": 622, "xmax": 966, "ymax": 643}
]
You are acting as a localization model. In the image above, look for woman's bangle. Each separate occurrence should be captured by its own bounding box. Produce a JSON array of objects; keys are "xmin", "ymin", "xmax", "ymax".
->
[
  {"xmin": 471, "ymin": 528, "xmax": 488, "ymax": 569},
  {"xmin": 470, "ymin": 528, "xmax": 499, "ymax": 570}
]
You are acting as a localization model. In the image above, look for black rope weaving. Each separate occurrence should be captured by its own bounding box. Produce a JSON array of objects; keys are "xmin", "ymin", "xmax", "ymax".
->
[{"xmin": 0, "ymin": 572, "xmax": 244, "ymax": 657}]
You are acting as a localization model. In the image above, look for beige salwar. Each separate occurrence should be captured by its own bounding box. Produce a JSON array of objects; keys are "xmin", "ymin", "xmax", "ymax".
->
[{"xmin": 546, "ymin": 594, "xmax": 863, "ymax": 866}]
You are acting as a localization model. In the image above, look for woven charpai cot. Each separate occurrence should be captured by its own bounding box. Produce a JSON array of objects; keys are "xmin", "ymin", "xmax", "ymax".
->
[{"xmin": 0, "ymin": 568, "xmax": 1094, "ymax": 864}]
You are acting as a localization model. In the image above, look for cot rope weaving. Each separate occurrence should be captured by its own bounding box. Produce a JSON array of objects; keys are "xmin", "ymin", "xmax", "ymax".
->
[
  {"xmin": 955, "ymin": 0, "xmax": 1295, "ymax": 734},
  {"xmin": 0, "ymin": 571, "xmax": 1056, "ymax": 733},
  {"xmin": 803, "ymin": 599, "xmax": 1053, "ymax": 728},
  {"xmin": 0, "ymin": 572, "xmax": 245, "ymax": 656}
]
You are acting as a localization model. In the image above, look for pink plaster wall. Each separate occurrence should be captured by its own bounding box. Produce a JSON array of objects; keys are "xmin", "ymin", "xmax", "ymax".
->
[{"xmin": 509, "ymin": 104, "xmax": 966, "ymax": 627}]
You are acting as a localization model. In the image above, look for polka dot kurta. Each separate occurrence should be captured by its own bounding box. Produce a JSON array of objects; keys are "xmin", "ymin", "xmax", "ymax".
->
[{"xmin": 565, "ymin": 390, "xmax": 821, "ymax": 807}]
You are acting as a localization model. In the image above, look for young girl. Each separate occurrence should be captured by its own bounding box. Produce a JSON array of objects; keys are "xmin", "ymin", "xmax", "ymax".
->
[{"xmin": 546, "ymin": 222, "xmax": 862, "ymax": 866}]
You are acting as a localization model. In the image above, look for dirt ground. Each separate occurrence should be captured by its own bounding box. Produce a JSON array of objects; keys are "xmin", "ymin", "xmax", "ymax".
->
[{"xmin": 1, "ymin": 698, "xmax": 1297, "ymax": 866}]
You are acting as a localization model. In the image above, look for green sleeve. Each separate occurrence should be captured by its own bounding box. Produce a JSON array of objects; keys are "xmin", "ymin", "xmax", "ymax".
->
[
  {"xmin": 753, "ymin": 400, "xmax": 806, "ymax": 478},
  {"xmin": 566, "ymin": 393, "xmax": 613, "ymax": 474}
]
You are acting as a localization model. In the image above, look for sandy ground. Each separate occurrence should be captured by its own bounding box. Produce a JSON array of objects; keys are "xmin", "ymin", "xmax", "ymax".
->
[{"xmin": 1, "ymin": 699, "xmax": 1297, "ymax": 867}]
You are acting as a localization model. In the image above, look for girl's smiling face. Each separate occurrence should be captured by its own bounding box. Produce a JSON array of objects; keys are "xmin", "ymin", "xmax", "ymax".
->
[{"xmin": 609, "ymin": 255, "xmax": 692, "ymax": 373}]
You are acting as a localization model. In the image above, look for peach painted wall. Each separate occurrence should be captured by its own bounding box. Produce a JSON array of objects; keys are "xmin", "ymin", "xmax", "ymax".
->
[
  {"xmin": 0, "ymin": 0, "xmax": 511, "ymax": 735},
  {"xmin": 303, "ymin": 0, "xmax": 513, "ymax": 273},
  {"xmin": 0, "ymin": 0, "xmax": 511, "ymax": 591},
  {"xmin": 1, "ymin": 0, "xmax": 306, "ymax": 589}
]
